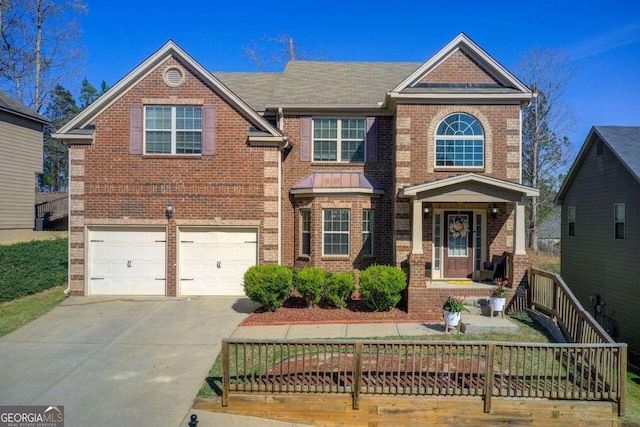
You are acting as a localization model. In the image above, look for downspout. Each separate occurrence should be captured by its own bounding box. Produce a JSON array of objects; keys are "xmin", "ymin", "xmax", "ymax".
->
[
  {"xmin": 64, "ymin": 143, "xmax": 71, "ymax": 296},
  {"xmin": 277, "ymin": 107, "xmax": 285, "ymax": 265}
]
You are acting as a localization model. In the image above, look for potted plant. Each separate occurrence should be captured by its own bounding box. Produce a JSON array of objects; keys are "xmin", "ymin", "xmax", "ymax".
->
[
  {"xmin": 443, "ymin": 295, "xmax": 469, "ymax": 328},
  {"xmin": 490, "ymin": 278, "xmax": 508, "ymax": 312}
]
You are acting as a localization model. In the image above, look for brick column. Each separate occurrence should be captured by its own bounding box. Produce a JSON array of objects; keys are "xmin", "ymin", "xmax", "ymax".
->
[
  {"xmin": 511, "ymin": 253, "xmax": 529, "ymax": 288},
  {"xmin": 406, "ymin": 252, "xmax": 428, "ymax": 315}
]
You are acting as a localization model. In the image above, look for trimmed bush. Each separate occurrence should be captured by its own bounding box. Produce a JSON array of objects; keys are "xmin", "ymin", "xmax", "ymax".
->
[
  {"xmin": 243, "ymin": 265, "xmax": 293, "ymax": 311},
  {"xmin": 324, "ymin": 272, "xmax": 355, "ymax": 308},
  {"xmin": 0, "ymin": 238, "xmax": 68, "ymax": 302},
  {"xmin": 359, "ymin": 265, "xmax": 407, "ymax": 311},
  {"xmin": 294, "ymin": 267, "xmax": 326, "ymax": 308}
]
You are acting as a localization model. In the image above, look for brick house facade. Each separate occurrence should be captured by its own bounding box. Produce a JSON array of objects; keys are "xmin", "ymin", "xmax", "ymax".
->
[{"xmin": 54, "ymin": 34, "xmax": 538, "ymax": 319}]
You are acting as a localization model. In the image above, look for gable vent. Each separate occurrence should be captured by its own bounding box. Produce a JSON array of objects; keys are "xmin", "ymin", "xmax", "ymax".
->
[{"xmin": 164, "ymin": 67, "xmax": 184, "ymax": 87}]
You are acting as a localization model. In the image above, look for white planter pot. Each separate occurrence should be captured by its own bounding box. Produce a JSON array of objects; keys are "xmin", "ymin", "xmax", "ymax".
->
[
  {"xmin": 443, "ymin": 310, "xmax": 461, "ymax": 327},
  {"xmin": 490, "ymin": 297, "xmax": 506, "ymax": 312}
]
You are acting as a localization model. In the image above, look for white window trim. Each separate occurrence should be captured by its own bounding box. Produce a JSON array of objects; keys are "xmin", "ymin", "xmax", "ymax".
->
[
  {"xmin": 143, "ymin": 106, "xmax": 202, "ymax": 155},
  {"xmin": 568, "ymin": 206, "xmax": 576, "ymax": 237},
  {"xmin": 322, "ymin": 209, "xmax": 350, "ymax": 256},
  {"xmin": 362, "ymin": 209, "xmax": 373, "ymax": 256},
  {"xmin": 614, "ymin": 203, "xmax": 625, "ymax": 240},
  {"xmin": 434, "ymin": 113, "xmax": 485, "ymax": 169},
  {"xmin": 300, "ymin": 209, "xmax": 311, "ymax": 256},
  {"xmin": 312, "ymin": 118, "xmax": 366, "ymax": 163}
]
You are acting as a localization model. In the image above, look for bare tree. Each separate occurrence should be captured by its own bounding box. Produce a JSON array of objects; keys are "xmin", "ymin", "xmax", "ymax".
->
[
  {"xmin": 0, "ymin": 0, "xmax": 86, "ymax": 111},
  {"xmin": 516, "ymin": 48, "xmax": 577, "ymax": 251},
  {"xmin": 244, "ymin": 33, "xmax": 326, "ymax": 71}
]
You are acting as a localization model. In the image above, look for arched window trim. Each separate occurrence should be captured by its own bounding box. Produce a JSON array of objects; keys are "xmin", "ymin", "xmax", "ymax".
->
[{"xmin": 434, "ymin": 112, "xmax": 485, "ymax": 168}]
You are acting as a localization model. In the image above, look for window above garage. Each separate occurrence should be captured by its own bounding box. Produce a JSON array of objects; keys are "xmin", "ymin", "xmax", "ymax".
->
[{"xmin": 145, "ymin": 106, "xmax": 202, "ymax": 154}]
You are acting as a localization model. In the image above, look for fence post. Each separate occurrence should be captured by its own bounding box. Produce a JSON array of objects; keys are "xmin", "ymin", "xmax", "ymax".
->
[
  {"xmin": 529, "ymin": 271, "xmax": 536, "ymax": 310},
  {"xmin": 484, "ymin": 343, "xmax": 495, "ymax": 413},
  {"xmin": 353, "ymin": 342, "xmax": 363, "ymax": 410},
  {"xmin": 619, "ymin": 345, "xmax": 627, "ymax": 417},
  {"xmin": 552, "ymin": 281, "xmax": 559, "ymax": 323},
  {"xmin": 222, "ymin": 340, "xmax": 230, "ymax": 407}
]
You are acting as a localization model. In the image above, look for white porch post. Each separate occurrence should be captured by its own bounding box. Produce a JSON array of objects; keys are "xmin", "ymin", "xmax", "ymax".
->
[
  {"xmin": 514, "ymin": 197, "xmax": 526, "ymax": 255},
  {"xmin": 412, "ymin": 199, "xmax": 423, "ymax": 254}
]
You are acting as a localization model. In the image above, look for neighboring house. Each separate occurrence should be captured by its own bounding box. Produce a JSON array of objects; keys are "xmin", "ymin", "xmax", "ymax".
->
[
  {"xmin": 53, "ymin": 33, "xmax": 538, "ymax": 319},
  {"xmin": 0, "ymin": 91, "xmax": 48, "ymax": 230},
  {"xmin": 556, "ymin": 126, "xmax": 640, "ymax": 358}
]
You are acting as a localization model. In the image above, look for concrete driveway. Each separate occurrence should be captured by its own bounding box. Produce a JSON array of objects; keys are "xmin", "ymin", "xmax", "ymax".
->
[{"xmin": 0, "ymin": 296, "xmax": 258, "ymax": 426}]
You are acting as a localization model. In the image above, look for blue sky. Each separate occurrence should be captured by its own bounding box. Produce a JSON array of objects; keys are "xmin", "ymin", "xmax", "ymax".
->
[{"xmin": 76, "ymin": 0, "xmax": 640, "ymax": 154}]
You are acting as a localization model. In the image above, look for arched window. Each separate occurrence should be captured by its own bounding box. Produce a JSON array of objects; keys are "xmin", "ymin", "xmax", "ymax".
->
[{"xmin": 435, "ymin": 113, "xmax": 484, "ymax": 167}]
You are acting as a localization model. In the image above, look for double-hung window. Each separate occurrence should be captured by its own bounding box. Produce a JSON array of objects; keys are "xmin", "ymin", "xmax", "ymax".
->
[
  {"xmin": 323, "ymin": 209, "xmax": 350, "ymax": 255},
  {"xmin": 568, "ymin": 206, "xmax": 576, "ymax": 237},
  {"xmin": 614, "ymin": 203, "xmax": 625, "ymax": 240},
  {"xmin": 145, "ymin": 106, "xmax": 202, "ymax": 154},
  {"xmin": 301, "ymin": 210, "xmax": 311, "ymax": 255},
  {"xmin": 313, "ymin": 118, "xmax": 365, "ymax": 162},
  {"xmin": 362, "ymin": 209, "xmax": 373, "ymax": 256},
  {"xmin": 435, "ymin": 113, "xmax": 484, "ymax": 168}
]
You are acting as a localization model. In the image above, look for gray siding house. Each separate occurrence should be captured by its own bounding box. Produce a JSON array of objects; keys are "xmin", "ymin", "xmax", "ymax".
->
[
  {"xmin": 556, "ymin": 126, "xmax": 640, "ymax": 361},
  {"xmin": 0, "ymin": 91, "xmax": 48, "ymax": 229}
]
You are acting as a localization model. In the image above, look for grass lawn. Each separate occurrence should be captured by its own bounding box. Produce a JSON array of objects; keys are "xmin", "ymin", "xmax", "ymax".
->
[
  {"xmin": 624, "ymin": 371, "xmax": 640, "ymax": 426},
  {"xmin": 528, "ymin": 250, "xmax": 560, "ymax": 274},
  {"xmin": 0, "ymin": 285, "xmax": 66, "ymax": 337}
]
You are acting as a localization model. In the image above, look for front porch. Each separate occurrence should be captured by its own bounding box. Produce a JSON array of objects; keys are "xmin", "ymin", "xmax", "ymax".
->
[{"xmin": 397, "ymin": 173, "xmax": 539, "ymax": 317}]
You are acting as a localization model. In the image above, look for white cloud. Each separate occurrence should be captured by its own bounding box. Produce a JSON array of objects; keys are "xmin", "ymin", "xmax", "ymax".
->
[{"xmin": 567, "ymin": 23, "xmax": 640, "ymax": 60}]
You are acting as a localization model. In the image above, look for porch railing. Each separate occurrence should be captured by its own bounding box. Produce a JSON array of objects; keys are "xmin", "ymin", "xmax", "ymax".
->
[
  {"xmin": 529, "ymin": 269, "xmax": 614, "ymax": 345},
  {"xmin": 221, "ymin": 339, "xmax": 626, "ymax": 414}
]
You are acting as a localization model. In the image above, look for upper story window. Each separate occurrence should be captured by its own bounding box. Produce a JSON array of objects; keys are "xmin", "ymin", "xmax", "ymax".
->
[
  {"xmin": 614, "ymin": 203, "xmax": 625, "ymax": 240},
  {"xmin": 568, "ymin": 206, "xmax": 576, "ymax": 237},
  {"xmin": 435, "ymin": 113, "xmax": 484, "ymax": 168},
  {"xmin": 313, "ymin": 118, "xmax": 365, "ymax": 162},
  {"xmin": 145, "ymin": 106, "xmax": 202, "ymax": 154}
]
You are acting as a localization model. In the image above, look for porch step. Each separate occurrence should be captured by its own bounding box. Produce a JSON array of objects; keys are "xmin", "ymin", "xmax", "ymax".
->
[
  {"xmin": 460, "ymin": 314, "xmax": 519, "ymax": 335},
  {"xmin": 463, "ymin": 296, "xmax": 491, "ymax": 316}
]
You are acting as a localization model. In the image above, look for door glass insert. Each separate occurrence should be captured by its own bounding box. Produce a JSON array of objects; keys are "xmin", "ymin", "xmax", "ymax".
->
[{"xmin": 448, "ymin": 214, "xmax": 469, "ymax": 257}]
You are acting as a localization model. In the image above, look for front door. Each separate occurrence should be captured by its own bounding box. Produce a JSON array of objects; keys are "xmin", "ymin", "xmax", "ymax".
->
[{"xmin": 444, "ymin": 212, "xmax": 473, "ymax": 278}]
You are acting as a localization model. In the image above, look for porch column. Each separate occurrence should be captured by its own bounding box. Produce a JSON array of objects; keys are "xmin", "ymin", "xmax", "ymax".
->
[
  {"xmin": 412, "ymin": 199, "xmax": 423, "ymax": 254},
  {"xmin": 514, "ymin": 197, "xmax": 526, "ymax": 255}
]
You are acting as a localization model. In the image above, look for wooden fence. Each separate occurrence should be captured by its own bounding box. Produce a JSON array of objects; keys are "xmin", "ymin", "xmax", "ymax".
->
[
  {"xmin": 220, "ymin": 268, "xmax": 627, "ymax": 416},
  {"xmin": 222, "ymin": 339, "xmax": 626, "ymax": 414}
]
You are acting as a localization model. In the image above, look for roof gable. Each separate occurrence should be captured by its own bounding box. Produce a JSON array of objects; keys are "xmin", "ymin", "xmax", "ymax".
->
[
  {"xmin": 400, "ymin": 173, "xmax": 539, "ymax": 199},
  {"xmin": 391, "ymin": 33, "xmax": 531, "ymax": 97},
  {"xmin": 55, "ymin": 41, "xmax": 281, "ymax": 139},
  {"xmin": 556, "ymin": 126, "xmax": 640, "ymax": 202}
]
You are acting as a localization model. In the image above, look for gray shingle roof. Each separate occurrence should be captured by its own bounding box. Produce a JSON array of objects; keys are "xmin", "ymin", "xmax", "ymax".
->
[
  {"xmin": 594, "ymin": 126, "xmax": 640, "ymax": 182},
  {"xmin": 269, "ymin": 61, "xmax": 421, "ymax": 107},
  {"xmin": 0, "ymin": 90, "xmax": 48, "ymax": 123},
  {"xmin": 213, "ymin": 72, "xmax": 280, "ymax": 112},
  {"xmin": 213, "ymin": 62, "xmax": 421, "ymax": 111}
]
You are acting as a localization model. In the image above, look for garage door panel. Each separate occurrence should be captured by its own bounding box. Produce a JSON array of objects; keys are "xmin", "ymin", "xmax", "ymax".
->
[
  {"xmin": 89, "ymin": 228, "xmax": 166, "ymax": 296},
  {"xmin": 179, "ymin": 229, "xmax": 257, "ymax": 296}
]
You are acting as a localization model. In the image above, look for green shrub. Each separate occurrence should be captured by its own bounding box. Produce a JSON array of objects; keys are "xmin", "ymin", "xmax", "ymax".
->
[
  {"xmin": 359, "ymin": 265, "xmax": 407, "ymax": 311},
  {"xmin": 243, "ymin": 265, "xmax": 293, "ymax": 311},
  {"xmin": 294, "ymin": 267, "xmax": 326, "ymax": 308},
  {"xmin": 0, "ymin": 238, "xmax": 68, "ymax": 302},
  {"xmin": 324, "ymin": 272, "xmax": 355, "ymax": 308}
]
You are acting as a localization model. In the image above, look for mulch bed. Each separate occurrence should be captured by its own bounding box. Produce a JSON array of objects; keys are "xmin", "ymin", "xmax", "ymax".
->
[{"xmin": 240, "ymin": 296, "xmax": 431, "ymax": 326}]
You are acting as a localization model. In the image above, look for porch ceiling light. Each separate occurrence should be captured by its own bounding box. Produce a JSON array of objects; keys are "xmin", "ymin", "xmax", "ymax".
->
[
  {"xmin": 166, "ymin": 201, "xmax": 175, "ymax": 219},
  {"xmin": 490, "ymin": 203, "xmax": 499, "ymax": 218}
]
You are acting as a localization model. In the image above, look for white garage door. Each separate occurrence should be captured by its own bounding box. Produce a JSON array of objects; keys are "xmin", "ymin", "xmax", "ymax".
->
[
  {"xmin": 179, "ymin": 228, "xmax": 257, "ymax": 295},
  {"xmin": 88, "ymin": 228, "xmax": 166, "ymax": 295}
]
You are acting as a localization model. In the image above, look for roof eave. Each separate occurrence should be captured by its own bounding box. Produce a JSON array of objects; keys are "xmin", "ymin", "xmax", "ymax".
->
[
  {"xmin": 291, "ymin": 188, "xmax": 384, "ymax": 197},
  {"xmin": 555, "ymin": 127, "xmax": 598, "ymax": 204},
  {"xmin": 51, "ymin": 132, "xmax": 94, "ymax": 144},
  {"xmin": 388, "ymin": 92, "xmax": 534, "ymax": 101},
  {"xmin": 0, "ymin": 107, "xmax": 49, "ymax": 124},
  {"xmin": 57, "ymin": 40, "xmax": 282, "ymax": 138},
  {"xmin": 400, "ymin": 173, "xmax": 539, "ymax": 198}
]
